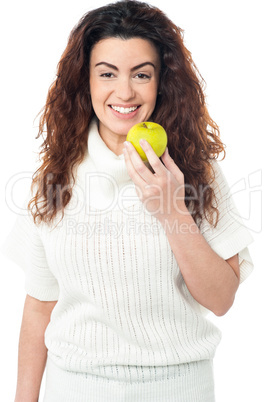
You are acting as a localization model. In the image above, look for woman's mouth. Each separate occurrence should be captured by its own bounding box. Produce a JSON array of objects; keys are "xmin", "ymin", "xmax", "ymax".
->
[{"xmin": 109, "ymin": 105, "xmax": 141, "ymax": 115}]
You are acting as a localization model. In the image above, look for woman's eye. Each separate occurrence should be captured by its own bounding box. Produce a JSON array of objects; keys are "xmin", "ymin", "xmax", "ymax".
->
[
  {"xmin": 135, "ymin": 73, "xmax": 151, "ymax": 80},
  {"xmin": 100, "ymin": 73, "xmax": 114, "ymax": 78}
]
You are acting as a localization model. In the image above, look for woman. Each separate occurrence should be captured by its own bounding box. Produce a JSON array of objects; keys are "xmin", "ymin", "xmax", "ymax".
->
[{"xmin": 3, "ymin": 1, "xmax": 253, "ymax": 401}]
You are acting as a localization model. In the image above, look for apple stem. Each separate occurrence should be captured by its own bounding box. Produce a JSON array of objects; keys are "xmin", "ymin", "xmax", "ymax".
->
[{"xmin": 142, "ymin": 123, "xmax": 148, "ymax": 128}]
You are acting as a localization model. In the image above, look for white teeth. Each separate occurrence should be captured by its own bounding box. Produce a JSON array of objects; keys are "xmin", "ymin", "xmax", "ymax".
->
[{"xmin": 111, "ymin": 105, "xmax": 138, "ymax": 114}]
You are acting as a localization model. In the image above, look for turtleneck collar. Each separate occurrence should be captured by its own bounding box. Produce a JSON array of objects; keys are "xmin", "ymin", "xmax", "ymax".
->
[
  {"xmin": 75, "ymin": 117, "xmax": 140, "ymax": 211},
  {"xmin": 87, "ymin": 118, "xmax": 131, "ymax": 187}
]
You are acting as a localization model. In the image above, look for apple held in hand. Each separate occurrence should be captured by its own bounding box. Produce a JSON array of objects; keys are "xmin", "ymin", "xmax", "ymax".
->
[{"xmin": 126, "ymin": 122, "xmax": 167, "ymax": 161}]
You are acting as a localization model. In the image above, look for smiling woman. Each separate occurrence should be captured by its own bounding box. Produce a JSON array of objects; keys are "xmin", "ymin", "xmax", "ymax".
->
[
  {"xmin": 2, "ymin": 1, "xmax": 254, "ymax": 402},
  {"xmin": 89, "ymin": 37, "xmax": 161, "ymax": 153}
]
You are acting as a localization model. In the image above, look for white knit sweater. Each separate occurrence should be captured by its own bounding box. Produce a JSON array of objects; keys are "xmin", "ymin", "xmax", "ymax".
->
[{"xmin": 3, "ymin": 118, "xmax": 253, "ymax": 382}]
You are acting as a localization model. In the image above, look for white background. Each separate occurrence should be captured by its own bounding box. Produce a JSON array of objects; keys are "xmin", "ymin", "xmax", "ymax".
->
[{"xmin": 0, "ymin": 0, "xmax": 266, "ymax": 401}]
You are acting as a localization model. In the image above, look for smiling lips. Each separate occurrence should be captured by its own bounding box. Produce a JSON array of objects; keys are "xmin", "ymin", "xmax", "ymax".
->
[{"xmin": 109, "ymin": 105, "xmax": 140, "ymax": 115}]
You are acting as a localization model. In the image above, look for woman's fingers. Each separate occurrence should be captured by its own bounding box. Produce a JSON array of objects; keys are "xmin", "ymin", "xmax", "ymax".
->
[
  {"xmin": 138, "ymin": 139, "xmax": 167, "ymax": 176},
  {"xmin": 161, "ymin": 147, "xmax": 184, "ymax": 183},
  {"xmin": 123, "ymin": 140, "xmax": 186, "ymax": 218},
  {"xmin": 123, "ymin": 142, "xmax": 147, "ymax": 196},
  {"xmin": 123, "ymin": 141, "xmax": 155, "ymax": 183}
]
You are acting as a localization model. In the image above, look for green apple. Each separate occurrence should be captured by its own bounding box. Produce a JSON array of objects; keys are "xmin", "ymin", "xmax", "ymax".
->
[{"xmin": 126, "ymin": 122, "xmax": 167, "ymax": 161}]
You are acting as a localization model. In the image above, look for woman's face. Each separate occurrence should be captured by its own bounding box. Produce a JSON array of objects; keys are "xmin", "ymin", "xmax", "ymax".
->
[{"xmin": 89, "ymin": 37, "xmax": 161, "ymax": 150}]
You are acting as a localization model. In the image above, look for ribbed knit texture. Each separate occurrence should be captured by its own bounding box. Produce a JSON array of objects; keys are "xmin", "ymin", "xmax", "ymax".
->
[
  {"xmin": 2, "ymin": 118, "xmax": 253, "ymax": 390},
  {"xmin": 43, "ymin": 357, "xmax": 215, "ymax": 402}
]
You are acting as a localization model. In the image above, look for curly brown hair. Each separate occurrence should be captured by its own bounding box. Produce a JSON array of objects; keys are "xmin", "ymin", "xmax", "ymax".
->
[{"xmin": 29, "ymin": 0, "xmax": 225, "ymax": 226}]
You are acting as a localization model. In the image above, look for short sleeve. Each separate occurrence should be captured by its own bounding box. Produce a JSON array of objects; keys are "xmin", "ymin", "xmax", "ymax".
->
[
  {"xmin": 200, "ymin": 160, "xmax": 254, "ymax": 283},
  {"xmin": 1, "ymin": 207, "xmax": 59, "ymax": 301}
]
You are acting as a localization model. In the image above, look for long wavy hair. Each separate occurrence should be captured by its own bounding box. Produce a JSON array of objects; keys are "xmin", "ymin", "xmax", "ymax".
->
[{"xmin": 29, "ymin": 0, "xmax": 225, "ymax": 226}]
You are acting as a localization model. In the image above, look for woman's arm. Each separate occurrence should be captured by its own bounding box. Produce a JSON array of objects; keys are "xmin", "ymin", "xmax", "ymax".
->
[
  {"xmin": 123, "ymin": 140, "xmax": 240, "ymax": 316},
  {"xmin": 15, "ymin": 294, "xmax": 57, "ymax": 402},
  {"xmin": 160, "ymin": 209, "xmax": 240, "ymax": 316}
]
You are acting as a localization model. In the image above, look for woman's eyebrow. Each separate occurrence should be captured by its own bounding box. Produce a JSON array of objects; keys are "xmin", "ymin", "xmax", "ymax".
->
[{"xmin": 94, "ymin": 61, "xmax": 156, "ymax": 71}]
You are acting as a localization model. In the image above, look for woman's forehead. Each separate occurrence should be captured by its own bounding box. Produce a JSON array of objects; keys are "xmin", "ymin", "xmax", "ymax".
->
[{"xmin": 90, "ymin": 37, "xmax": 160, "ymax": 66}]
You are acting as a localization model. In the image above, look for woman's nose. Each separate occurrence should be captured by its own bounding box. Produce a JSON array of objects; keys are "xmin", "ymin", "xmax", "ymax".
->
[{"xmin": 115, "ymin": 79, "xmax": 135, "ymax": 101}]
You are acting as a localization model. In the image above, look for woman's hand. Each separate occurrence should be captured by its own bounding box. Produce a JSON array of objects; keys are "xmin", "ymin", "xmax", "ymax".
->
[
  {"xmin": 123, "ymin": 139, "xmax": 189, "ymax": 223},
  {"xmin": 123, "ymin": 139, "xmax": 240, "ymax": 316}
]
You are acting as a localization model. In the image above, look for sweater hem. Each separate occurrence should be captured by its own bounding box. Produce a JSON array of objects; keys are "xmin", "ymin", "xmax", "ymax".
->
[{"xmin": 44, "ymin": 357, "xmax": 215, "ymax": 402}]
